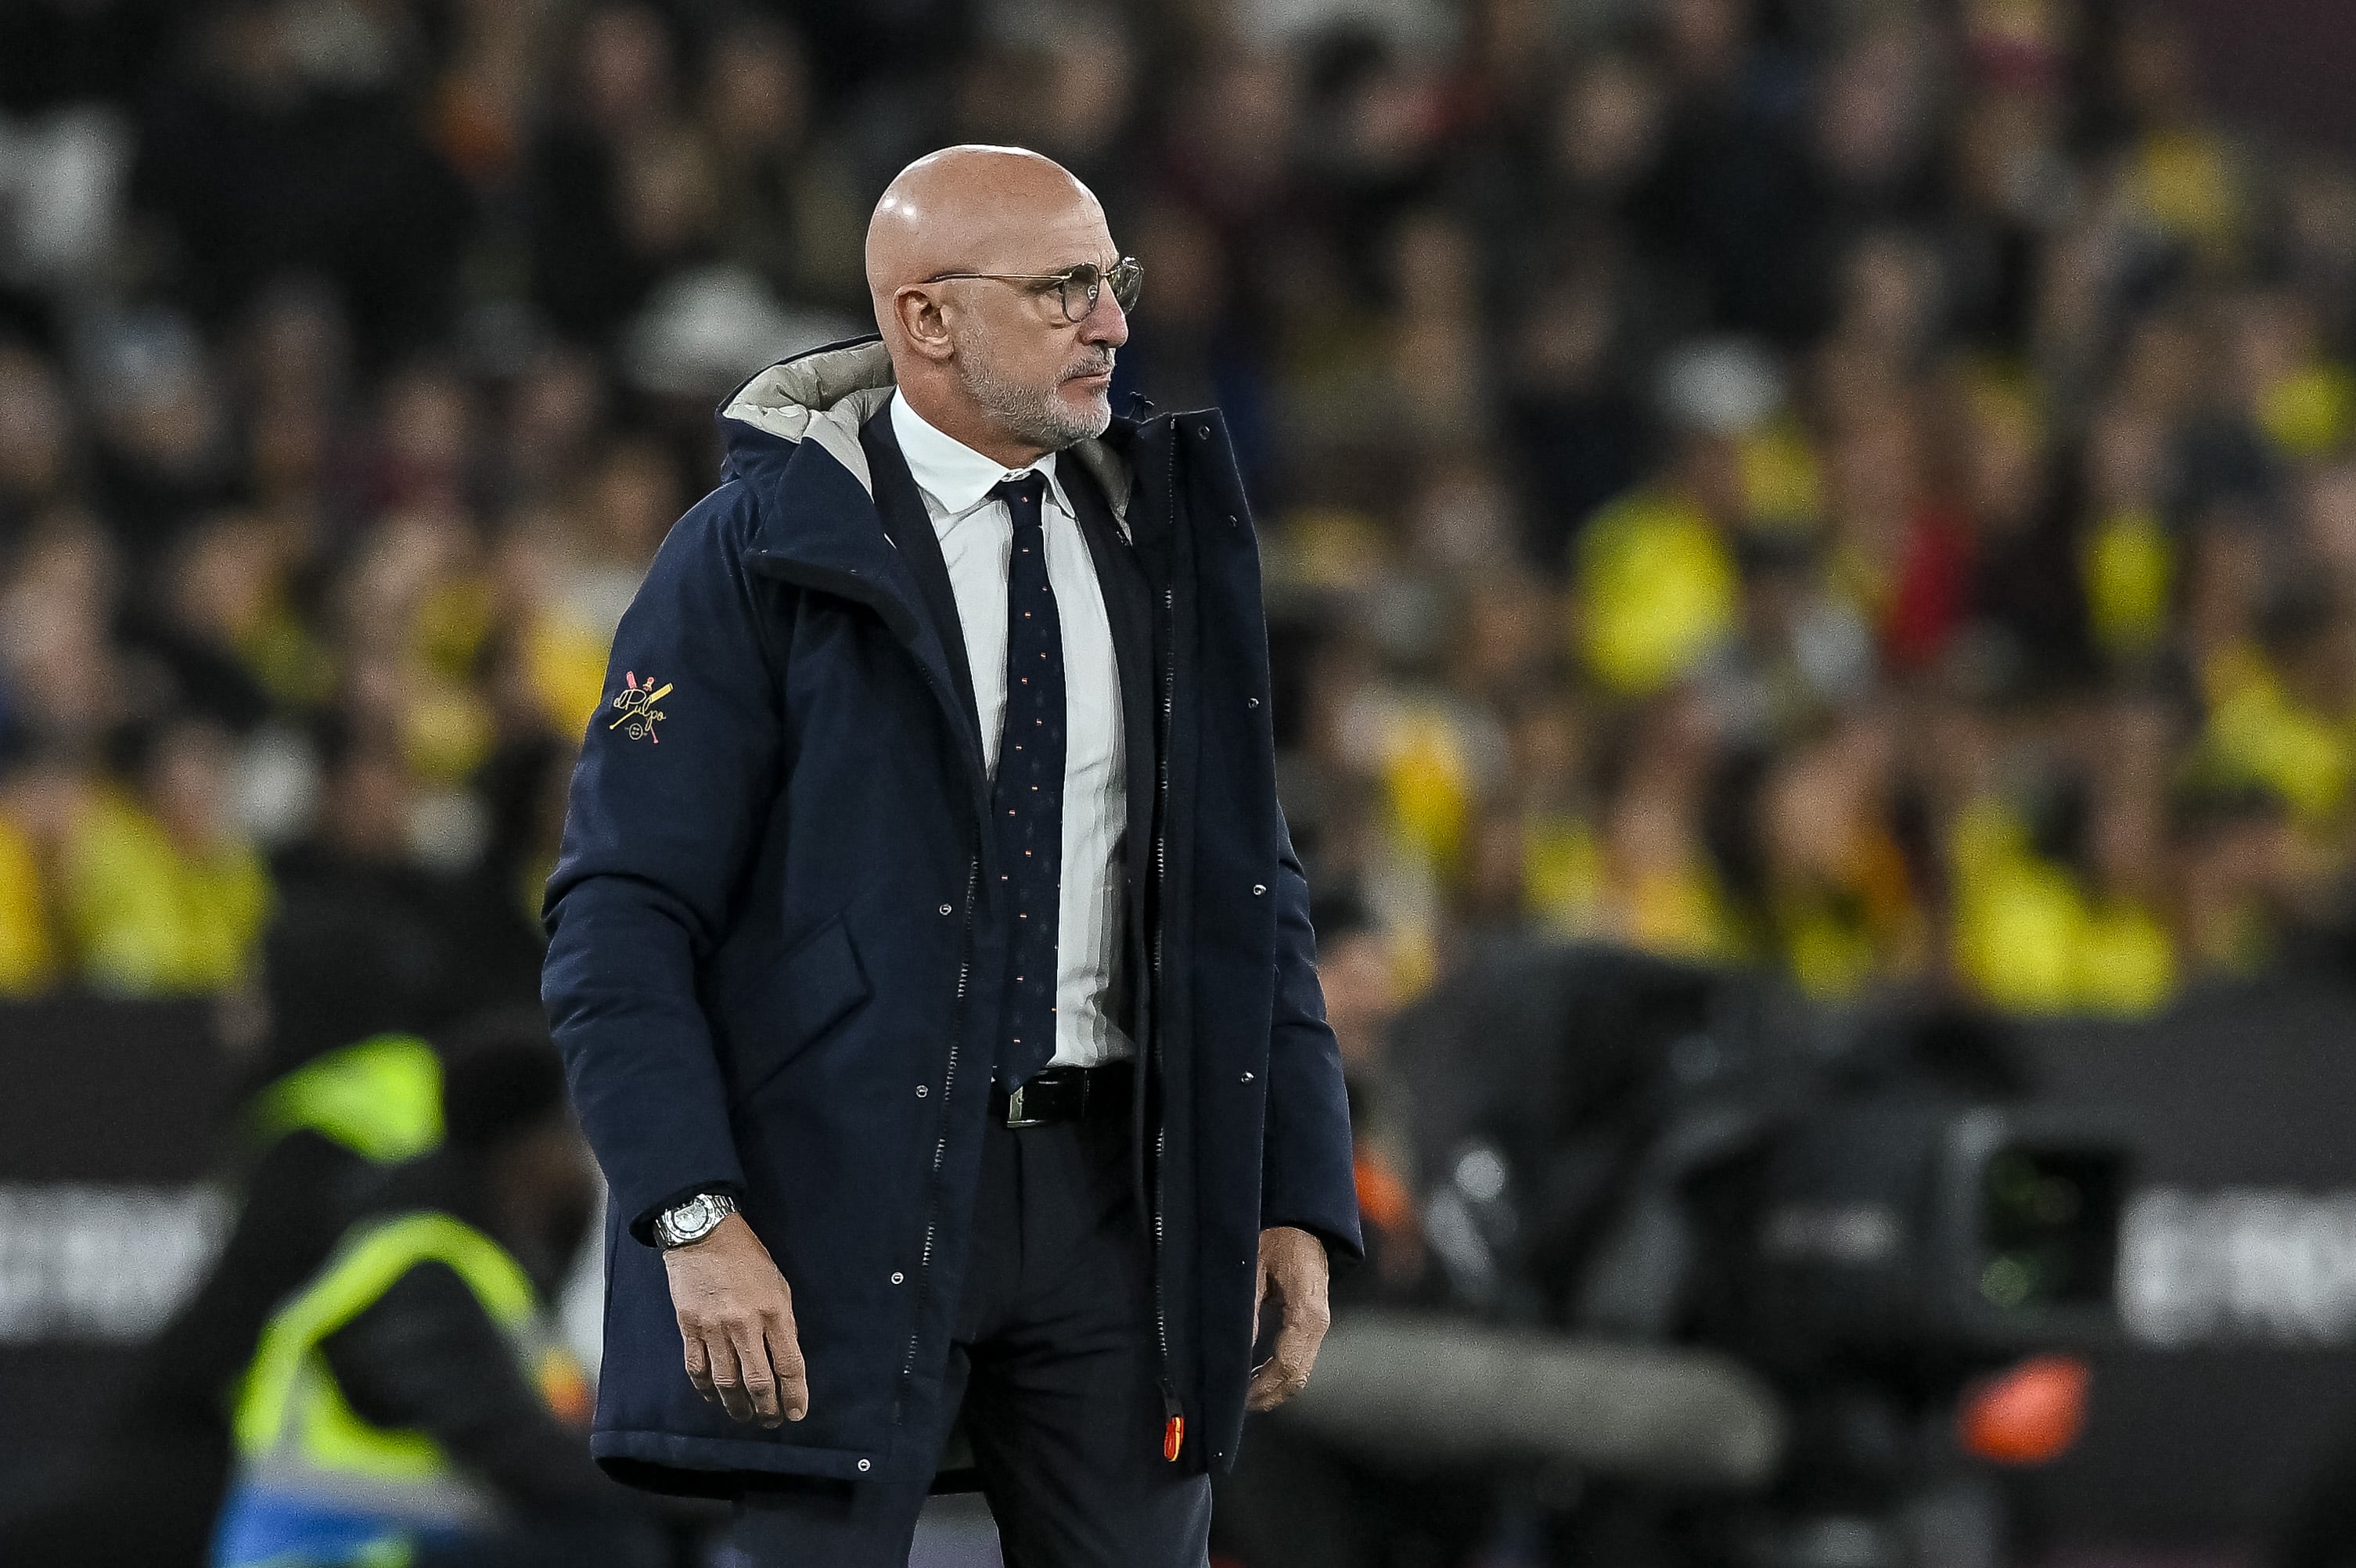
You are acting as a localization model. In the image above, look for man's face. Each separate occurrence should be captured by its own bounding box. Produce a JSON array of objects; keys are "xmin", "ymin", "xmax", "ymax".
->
[{"xmin": 945, "ymin": 204, "xmax": 1130, "ymax": 453}]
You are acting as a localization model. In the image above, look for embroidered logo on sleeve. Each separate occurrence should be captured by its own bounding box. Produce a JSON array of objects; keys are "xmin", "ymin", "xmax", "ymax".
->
[{"xmin": 608, "ymin": 671, "xmax": 671, "ymax": 743}]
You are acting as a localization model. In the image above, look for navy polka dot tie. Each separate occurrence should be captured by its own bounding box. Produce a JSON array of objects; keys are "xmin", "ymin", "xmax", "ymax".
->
[{"xmin": 991, "ymin": 473, "xmax": 1062, "ymax": 1091}]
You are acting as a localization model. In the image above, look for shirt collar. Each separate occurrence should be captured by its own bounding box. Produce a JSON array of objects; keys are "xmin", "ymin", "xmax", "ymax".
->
[{"xmin": 889, "ymin": 390, "xmax": 1072, "ymax": 529}]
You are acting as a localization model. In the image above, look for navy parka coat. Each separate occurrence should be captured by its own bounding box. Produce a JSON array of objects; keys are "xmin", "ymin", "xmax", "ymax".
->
[{"xmin": 541, "ymin": 340, "xmax": 1361, "ymax": 1495}]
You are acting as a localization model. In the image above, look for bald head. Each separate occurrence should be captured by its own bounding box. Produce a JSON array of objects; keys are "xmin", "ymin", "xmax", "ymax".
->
[
  {"xmin": 865, "ymin": 145, "xmax": 1129, "ymax": 467},
  {"xmin": 865, "ymin": 146, "xmax": 1101, "ymax": 322}
]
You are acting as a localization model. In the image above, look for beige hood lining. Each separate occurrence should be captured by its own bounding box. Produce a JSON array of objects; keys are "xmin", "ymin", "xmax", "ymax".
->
[{"xmin": 721, "ymin": 339, "xmax": 1133, "ymax": 528}]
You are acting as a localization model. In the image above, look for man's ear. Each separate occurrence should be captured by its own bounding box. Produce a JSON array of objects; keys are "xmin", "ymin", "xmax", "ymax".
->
[{"xmin": 894, "ymin": 286, "xmax": 955, "ymax": 363}]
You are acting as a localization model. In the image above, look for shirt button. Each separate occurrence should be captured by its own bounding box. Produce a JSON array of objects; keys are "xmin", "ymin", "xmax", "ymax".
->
[{"xmin": 938, "ymin": 904, "xmax": 953, "ymax": 916}]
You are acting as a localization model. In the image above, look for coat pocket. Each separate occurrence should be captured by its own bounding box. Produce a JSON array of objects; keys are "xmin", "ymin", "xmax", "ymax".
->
[{"xmin": 740, "ymin": 915, "xmax": 872, "ymax": 1099}]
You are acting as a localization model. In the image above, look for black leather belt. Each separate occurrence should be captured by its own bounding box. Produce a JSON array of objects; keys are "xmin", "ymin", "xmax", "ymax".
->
[{"xmin": 990, "ymin": 1062, "xmax": 1133, "ymax": 1127}]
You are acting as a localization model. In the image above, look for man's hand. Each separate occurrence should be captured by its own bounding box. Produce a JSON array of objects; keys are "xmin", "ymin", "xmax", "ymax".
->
[
  {"xmin": 660, "ymin": 1212, "xmax": 808, "ymax": 1427},
  {"xmin": 1246, "ymin": 1225, "xmax": 1331, "ymax": 1412}
]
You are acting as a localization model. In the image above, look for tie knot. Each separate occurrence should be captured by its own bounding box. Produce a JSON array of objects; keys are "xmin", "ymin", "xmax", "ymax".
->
[{"xmin": 992, "ymin": 472, "xmax": 1048, "ymax": 523}]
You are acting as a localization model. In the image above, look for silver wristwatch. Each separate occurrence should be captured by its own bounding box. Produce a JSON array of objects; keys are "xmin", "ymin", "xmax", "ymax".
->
[{"xmin": 653, "ymin": 1191, "xmax": 736, "ymax": 1249}]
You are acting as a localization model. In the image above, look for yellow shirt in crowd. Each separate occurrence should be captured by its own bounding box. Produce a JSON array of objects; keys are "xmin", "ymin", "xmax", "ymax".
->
[
  {"xmin": 1948, "ymin": 800, "xmax": 2177, "ymax": 1017},
  {"xmin": 1576, "ymin": 487, "xmax": 1739, "ymax": 696},
  {"xmin": 60, "ymin": 789, "xmax": 273, "ymax": 995},
  {"xmin": 0, "ymin": 815, "xmax": 59, "ymax": 994}
]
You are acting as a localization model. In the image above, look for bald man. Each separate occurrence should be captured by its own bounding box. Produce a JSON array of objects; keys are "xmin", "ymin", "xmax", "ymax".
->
[{"xmin": 544, "ymin": 146, "xmax": 1361, "ymax": 1566}]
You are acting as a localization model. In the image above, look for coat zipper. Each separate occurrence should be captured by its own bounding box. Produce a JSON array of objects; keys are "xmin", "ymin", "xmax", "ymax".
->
[
  {"xmin": 1148, "ymin": 433, "xmax": 1184, "ymax": 1457},
  {"xmin": 890, "ymin": 615, "xmax": 984, "ymax": 1414},
  {"xmin": 1153, "ymin": 558, "xmax": 1180, "ymax": 1458},
  {"xmin": 898, "ymin": 851, "xmax": 980, "ymax": 1402},
  {"xmin": 885, "ymin": 594, "xmax": 989, "ymax": 1415}
]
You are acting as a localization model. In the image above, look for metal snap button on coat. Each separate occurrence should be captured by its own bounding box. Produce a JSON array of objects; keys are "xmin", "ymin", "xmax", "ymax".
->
[
  {"xmin": 1251, "ymin": 883, "xmax": 1266, "ymax": 896},
  {"xmin": 938, "ymin": 904, "xmax": 953, "ymax": 915}
]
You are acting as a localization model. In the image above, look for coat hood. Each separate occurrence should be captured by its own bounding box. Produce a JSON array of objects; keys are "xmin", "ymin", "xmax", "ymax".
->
[{"xmin": 716, "ymin": 335, "xmax": 1134, "ymax": 527}]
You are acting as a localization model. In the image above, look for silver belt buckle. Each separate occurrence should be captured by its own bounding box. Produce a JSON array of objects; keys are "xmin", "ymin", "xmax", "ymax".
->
[{"xmin": 1003, "ymin": 1082, "xmax": 1049, "ymax": 1127}]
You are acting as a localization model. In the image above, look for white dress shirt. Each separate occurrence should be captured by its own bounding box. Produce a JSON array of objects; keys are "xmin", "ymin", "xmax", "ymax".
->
[{"xmin": 889, "ymin": 391, "xmax": 1132, "ymax": 1069}]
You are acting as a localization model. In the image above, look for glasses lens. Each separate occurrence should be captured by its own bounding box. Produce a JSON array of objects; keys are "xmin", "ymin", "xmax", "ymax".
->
[{"xmin": 1056, "ymin": 262, "xmax": 1142, "ymax": 322}]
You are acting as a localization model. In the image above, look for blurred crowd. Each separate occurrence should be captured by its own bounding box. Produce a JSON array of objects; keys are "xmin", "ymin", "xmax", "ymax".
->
[{"xmin": 9, "ymin": 0, "xmax": 2356, "ymax": 1038}]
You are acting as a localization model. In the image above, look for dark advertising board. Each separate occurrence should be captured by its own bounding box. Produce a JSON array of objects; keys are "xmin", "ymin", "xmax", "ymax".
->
[
  {"xmin": 2023, "ymin": 979, "xmax": 2356, "ymax": 1554},
  {"xmin": 3, "ymin": 980, "xmax": 2356, "ymax": 1555},
  {"xmin": 0, "ymin": 997, "xmax": 231, "ymax": 1502}
]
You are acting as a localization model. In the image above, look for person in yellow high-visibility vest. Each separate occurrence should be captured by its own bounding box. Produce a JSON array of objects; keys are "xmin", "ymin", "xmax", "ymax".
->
[
  {"xmin": 211, "ymin": 1029, "xmax": 664, "ymax": 1568},
  {"xmin": 0, "ymin": 1031, "xmax": 448, "ymax": 1568}
]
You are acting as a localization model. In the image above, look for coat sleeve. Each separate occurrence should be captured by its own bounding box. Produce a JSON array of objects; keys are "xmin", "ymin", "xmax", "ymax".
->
[
  {"xmin": 541, "ymin": 484, "xmax": 781, "ymax": 1243},
  {"xmin": 1259, "ymin": 818, "xmax": 1365, "ymax": 1257}
]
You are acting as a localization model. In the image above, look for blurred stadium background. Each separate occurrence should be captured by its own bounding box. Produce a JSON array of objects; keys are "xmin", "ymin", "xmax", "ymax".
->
[{"xmin": 9, "ymin": 0, "xmax": 2356, "ymax": 1564}]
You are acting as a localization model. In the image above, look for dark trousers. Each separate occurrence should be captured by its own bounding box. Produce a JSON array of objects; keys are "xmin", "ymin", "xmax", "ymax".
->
[{"xmin": 729, "ymin": 1106, "xmax": 1212, "ymax": 1567}]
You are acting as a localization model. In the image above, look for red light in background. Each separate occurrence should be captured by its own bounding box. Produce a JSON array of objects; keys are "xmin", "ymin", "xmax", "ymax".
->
[{"xmin": 1958, "ymin": 1353, "xmax": 2092, "ymax": 1466}]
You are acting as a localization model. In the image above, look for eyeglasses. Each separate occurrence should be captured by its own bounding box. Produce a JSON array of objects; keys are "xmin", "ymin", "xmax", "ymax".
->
[{"xmin": 923, "ymin": 257, "xmax": 1143, "ymax": 324}]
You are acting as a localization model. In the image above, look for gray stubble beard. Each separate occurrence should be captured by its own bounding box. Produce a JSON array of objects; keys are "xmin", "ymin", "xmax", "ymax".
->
[{"xmin": 951, "ymin": 322, "xmax": 1114, "ymax": 451}]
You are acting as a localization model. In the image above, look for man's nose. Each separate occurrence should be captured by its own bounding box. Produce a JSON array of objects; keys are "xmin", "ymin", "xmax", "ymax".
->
[{"xmin": 1081, "ymin": 294, "xmax": 1128, "ymax": 348}]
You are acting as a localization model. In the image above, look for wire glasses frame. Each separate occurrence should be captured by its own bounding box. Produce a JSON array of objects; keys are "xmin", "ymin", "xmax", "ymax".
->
[{"xmin": 923, "ymin": 257, "xmax": 1143, "ymax": 323}]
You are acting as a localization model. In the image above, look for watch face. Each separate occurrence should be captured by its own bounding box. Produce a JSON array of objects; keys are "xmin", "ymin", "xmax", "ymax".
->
[{"xmin": 665, "ymin": 1193, "xmax": 725, "ymax": 1245}]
